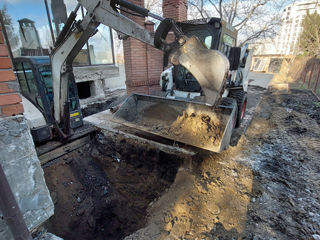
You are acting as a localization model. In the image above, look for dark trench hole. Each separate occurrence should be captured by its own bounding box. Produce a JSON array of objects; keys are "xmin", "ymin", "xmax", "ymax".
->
[
  {"xmin": 77, "ymin": 81, "xmax": 92, "ymax": 99},
  {"xmin": 43, "ymin": 132, "xmax": 183, "ymax": 240}
]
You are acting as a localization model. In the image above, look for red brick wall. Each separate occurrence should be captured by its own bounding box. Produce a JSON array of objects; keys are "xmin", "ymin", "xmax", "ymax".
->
[
  {"xmin": 0, "ymin": 24, "xmax": 24, "ymax": 117},
  {"xmin": 163, "ymin": 0, "xmax": 187, "ymax": 22},
  {"xmin": 122, "ymin": 0, "xmax": 147, "ymax": 94},
  {"xmin": 145, "ymin": 21, "xmax": 163, "ymax": 94}
]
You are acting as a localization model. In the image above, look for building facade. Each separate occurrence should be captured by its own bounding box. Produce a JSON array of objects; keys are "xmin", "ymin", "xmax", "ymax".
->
[
  {"xmin": 276, "ymin": 0, "xmax": 320, "ymax": 55},
  {"xmin": 251, "ymin": 0, "xmax": 320, "ymax": 73}
]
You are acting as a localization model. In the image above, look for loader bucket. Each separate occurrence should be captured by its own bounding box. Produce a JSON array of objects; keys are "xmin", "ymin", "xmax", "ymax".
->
[
  {"xmin": 170, "ymin": 36, "xmax": 230, "ymax": 106},
  {"xmin": 112, "ymin": 94, "xmax": 237, "ymax": 153}
]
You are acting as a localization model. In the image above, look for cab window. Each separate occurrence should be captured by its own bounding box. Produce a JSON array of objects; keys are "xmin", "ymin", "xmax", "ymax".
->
[
  {"xmin": 23, "ymin": 62, "xmax": 38, "ymax": 94},
  {"xmin": 186, "ymin": 29, "xmax": 216, "ymax": 49},
  {"xmin": 15, "ymin": 62, "xmax": 29, "ymax": 94},
  {"xmin": 222, "ymin": 34, "xmax": 235, "ymax": 56},
  {"xmin": 204, "ymin": 36, "xmax": 212, "ymax": 49},
  {"xmin": 14, "ymin": 61, "xmax": 44, "ymax": 110},
  {"xmin": 39, "ymin": 65, "xmax": 53, "ymax": 104}
]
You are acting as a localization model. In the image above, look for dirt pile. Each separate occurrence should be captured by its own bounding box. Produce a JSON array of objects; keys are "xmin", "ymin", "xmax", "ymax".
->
[
  {"xmin": 135, "ymin": 102, "xmax": 224, "ymax": 148},
  {"xmin": 168, "ymin": 110, "xmax": 223, "ymax": 146}
]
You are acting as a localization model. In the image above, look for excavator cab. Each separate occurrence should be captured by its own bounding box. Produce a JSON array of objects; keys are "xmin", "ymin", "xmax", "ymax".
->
[{"xmin": 14, "ymin": 56, "xmax": 83, "ymax": 143}]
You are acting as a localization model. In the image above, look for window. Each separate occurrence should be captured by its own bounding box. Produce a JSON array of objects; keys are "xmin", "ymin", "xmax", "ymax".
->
[
  {"xmin": 14, "ymin": 61, "xmax": 44, "ymax": 110},
  {"xmin": 73, "ymin": 47, "xmax": 90, "ymax": 66},
  {"xmin": 88, "ymin": 26, "xmax": 114, "ymax": 64},
  {"xmin": 204, "ymin": 36, "xmax": 212, "ymax": 49},
  {"xmin": 221, "ymin": 34, "xmax": 235, "ymax": 57},
  {"xmin": 2, "ymin": 0, "xmax": 115, "ymax": 66},
  {"xmin": 23, "ymin": 62, "xmax": 38, "ymax": 94},
  {"xmin": 38, "ymin": 65, "xmax": 54, "ymax": 103},
  {"xmin": 49, "ymin": 0, "xmax": 115, "ymax": 66},
  {"xmin": 223, "ymin": 34, "xmax": 235, "ymax": 46}
]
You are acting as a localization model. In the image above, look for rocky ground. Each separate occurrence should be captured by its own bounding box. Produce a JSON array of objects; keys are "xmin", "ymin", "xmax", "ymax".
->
[{"xmin": 42, "ymin": 87, "xmax": 320, "ymax": 240}]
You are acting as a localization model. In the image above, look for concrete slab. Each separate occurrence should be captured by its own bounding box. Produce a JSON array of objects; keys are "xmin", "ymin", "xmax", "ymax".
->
[
  {"xmin": 248, "ymin": 72, "xmax": 274, "ymax": 88},
  {"xmin": 0, "ymin": 116, "xmax": 54, "ymax": 240}
]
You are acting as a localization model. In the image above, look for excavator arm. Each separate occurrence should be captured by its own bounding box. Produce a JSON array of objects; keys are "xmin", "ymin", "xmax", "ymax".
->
[
  {"xmin": 51, "ymin": 0, "xmax": 163, "ymax": 136},
  {"xmin": 51, "ymin": 0, "xmax": 229, "ymax": 138}
]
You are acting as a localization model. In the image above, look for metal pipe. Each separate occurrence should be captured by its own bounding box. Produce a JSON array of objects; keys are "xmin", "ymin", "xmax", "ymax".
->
[
  {"xmin": 116, "ymin": 0, "xmax": 163, "ymax": 21},
  {"xmin": 0, "ymin": 163, "xmax": 33, "ymax": 240},
  {"xmin": 81, "ymin": 6, "xmax": 92, "ymax": 65},
  {"xmin": 109, "ymin": 28, "xmax": 116, "ymax": 65},
  {"xmin": 54, "ymin": 9, "xmax": 77, "ymax": 47},
  {"xmin": 74, "ymin": 3, "xmax": 81, "ymax": 14},
  {"xmin": 148, "ymin": 12, "xmax": 164, "ymax": 21},
  {"xmin": 44, "ymin": 0, "xmax": 56, "ymax": 46}
]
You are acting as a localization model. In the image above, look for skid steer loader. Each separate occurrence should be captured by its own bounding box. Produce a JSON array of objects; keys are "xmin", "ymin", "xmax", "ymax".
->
[
  {"xmin": 112, "ymin": 18, "xmax": 252, "ymax": 152},
  {"xmin": 36, "ymin": 0, "xmax": 252, "ymax": 152}
]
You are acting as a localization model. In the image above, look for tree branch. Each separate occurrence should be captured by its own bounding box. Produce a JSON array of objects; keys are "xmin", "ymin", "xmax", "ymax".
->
[
  {"xmin": 189, "ymin": 0, "xmax": 208, "ymax": 19},
  {"xmin": 230, "ymin": 0, "xmax": 239, "ymax": 25},
  {"xmin": 219, "ymin": 0, "xmax": 223, "ymax": 19},
  {"xmin": 233, "ymin": 0, "xmax": 268, "ymax": 29},
  {"xmin": 207, "ymin": 0, "xmax": 221, "ymax": 17}
]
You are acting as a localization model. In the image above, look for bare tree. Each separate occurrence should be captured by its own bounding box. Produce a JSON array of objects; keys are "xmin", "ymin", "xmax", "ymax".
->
[
  {"xmin": 299, "ymin": 12, "xmax": 320, "ymax": 57},
  {"xmin": 0, "ymin": 4, "xmax": 19, "ymax": 50},
  {"xmin": 188, "ymin": 0, "xmax": 295, "ymax": 45},
  {"xmin": 145, "ymin": 0, "xmax": 162, "ymax": 16}
]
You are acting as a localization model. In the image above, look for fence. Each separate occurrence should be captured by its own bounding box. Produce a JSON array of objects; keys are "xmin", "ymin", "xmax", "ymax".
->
[{"xmin": 299, "ymin": 60, "xmax": 320, "ymax": 98}]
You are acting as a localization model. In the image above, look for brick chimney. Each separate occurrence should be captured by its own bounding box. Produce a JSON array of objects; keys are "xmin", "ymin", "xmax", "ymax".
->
[
  {"xmin": 0, "ymin": 24, "xmax": 24, "ymax": 117},
  {"xmin": 123, "ymin": 0, "xmax": 187, "ymax": 95},
  {"xmin": 163, "ymin": 0, "xmax": 187, "ymax": 21},
  {"xmin": 122, "ymin": 0, "xmax": 163, "ymax": 95}
]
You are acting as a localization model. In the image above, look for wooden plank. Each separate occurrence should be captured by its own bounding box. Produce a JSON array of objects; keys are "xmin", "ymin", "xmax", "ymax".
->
[{"xmin": 39, "ymin": 136, "xmax": 91, "ymax": 166}]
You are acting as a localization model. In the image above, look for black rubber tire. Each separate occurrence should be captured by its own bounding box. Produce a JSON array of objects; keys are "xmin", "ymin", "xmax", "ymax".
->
[{"xmin": 228, "ymin": 89, "xmax": 247, "ymax": 128}]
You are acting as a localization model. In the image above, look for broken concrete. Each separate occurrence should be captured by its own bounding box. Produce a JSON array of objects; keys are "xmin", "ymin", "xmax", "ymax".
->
[
  {"xmin": 34, "ymin": 232, "xmax": 63, "ymax": 240},
  {"xmin": 0, "ymin": 116, "xmax": 54, "ymax": 239},
  {"xmin": 74, "ymin": 64, "xmax": 126, "ymax": 104}
]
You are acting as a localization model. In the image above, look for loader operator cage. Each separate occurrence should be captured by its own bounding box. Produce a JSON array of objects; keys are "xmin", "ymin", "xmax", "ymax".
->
[
  {"xmin": 172, "ymin": 18, "xmax": 226, "ymax": 93},
  {"xmin": 177, "ymin": 18, "xmax": 223, "ymax": 50}
]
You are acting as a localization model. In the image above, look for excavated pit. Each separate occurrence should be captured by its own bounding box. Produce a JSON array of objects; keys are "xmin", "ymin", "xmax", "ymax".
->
[{"xmin": 43, "ymin": 131, "xmax": 184, "ymax": 240}]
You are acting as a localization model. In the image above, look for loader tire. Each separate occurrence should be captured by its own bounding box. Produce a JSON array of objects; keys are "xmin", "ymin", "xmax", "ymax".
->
[{"xmin": 228, "ymin": 89, "xmax": 247, "ymax": 128}]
